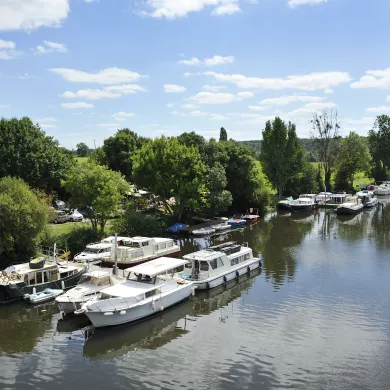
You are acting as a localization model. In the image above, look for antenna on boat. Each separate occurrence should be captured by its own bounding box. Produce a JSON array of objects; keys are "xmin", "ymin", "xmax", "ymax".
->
[{"xmin": 113, "ymin": 233, "xmax": 118, "ymax": 276}]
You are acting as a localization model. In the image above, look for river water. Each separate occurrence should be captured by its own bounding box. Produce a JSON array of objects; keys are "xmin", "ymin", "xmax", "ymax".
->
[{"xmin": 1, "ymin": 201, "xmax": 390, "ymax": 390}]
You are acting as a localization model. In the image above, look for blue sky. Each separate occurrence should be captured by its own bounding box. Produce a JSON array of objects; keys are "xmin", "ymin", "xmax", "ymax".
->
[{"xmin": 0, "ymin": 0, "xmax": 389, "ymax": 149}]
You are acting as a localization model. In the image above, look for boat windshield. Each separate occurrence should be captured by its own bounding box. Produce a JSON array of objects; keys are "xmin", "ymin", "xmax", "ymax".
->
[
  {"xmin": 127, "ymin": 242, "xmax": 141, "ymax": 248},
  {"xmin": 84, "ymin": 248, "xmax": 100, "ymax": 254}
]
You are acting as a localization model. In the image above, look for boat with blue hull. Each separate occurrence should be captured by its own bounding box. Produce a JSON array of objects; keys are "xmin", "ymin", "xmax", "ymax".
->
[{"xmin": 0, "ymin": 257, "xmax": 87, "ymax": 304}]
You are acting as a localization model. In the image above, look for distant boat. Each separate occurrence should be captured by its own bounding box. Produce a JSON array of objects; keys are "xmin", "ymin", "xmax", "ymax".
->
[
  {"xmin": 192, "ymin": 227, "xmax": 215, "ymax": 236},
  {"xmin": 227, "ymin": 214, "xmax": 246, "ymax": 226},
  {"xmin": 277, "ymin": 197, "xmax": 293, "ymax": 211},
  {"xmin": 24, "ymin": 288, "xmax": 64, "ymax": 305},
  {"xmin": 166, "ymin": 223, "xmax": 187, "ymax": 234},
  {"xmin": 374, "ymin": 182, "xmax": 390, "ymax": 195},
  {"xmin": 336, "ymin": 197, "xmax": 364, "ymax": 214},
  {"xmin": 242, "ymin": 208, "xmax": 260, "ymax": 223},
  {"xmin": 357, "ymin": 190, "xmax": 378, "ymax": 208},
  {"xmin": 289, "ymin": 195, "xmax": 316, "ymax": 212}
]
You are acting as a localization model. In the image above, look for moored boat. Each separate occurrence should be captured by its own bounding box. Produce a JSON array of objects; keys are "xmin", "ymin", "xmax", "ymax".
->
[
  {"xmin": 357, "ymin": 190, "xmax": 378, "ymax": 208},
  {"xmin": 374, "ymin": 182, "xmax": 390, "ymax": 195},
  {"xmin": 78, "ymin": 258, "xmax": 194, "ymax": 328},
  {"xmin": 336, "ymin": 198, "xmax": 364, "ymax": 215},
  {"xmin": 192, "ymin": 227, "xmax": 215, "ymax": 236},
  {"xmin": 289, "ymin": 196, "xmax": 315, "ymax": 212},
  {"xmin": 24, "ymin": 288, "xmax": 64, "ymax": 304},
  {"xmin": 56, "ymin": 270, "xmax": 123, "ymax": 314},
  {"xmin": 242, "ymin": 208, "xmax": 260, "ymax": 223},
  {"xmin": 277, "ymin": 197, "xmax": 293, "ymax": 211},
  {"xmin": 227, "ymin": 214, "xmax": 246, "ymax": 226},
  {"xmin": 179, "ymin": 242, "xmax": 261, "ymax": 290}
]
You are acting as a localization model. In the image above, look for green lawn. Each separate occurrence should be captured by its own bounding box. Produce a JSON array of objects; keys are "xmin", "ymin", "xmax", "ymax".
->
[
  {"xmin": 47, "ymin": 221, "xmax": 88, "ymax": 235},
  {"xmin": 76, "ymin": 156, "xmax": 89, "ymax": 164}
]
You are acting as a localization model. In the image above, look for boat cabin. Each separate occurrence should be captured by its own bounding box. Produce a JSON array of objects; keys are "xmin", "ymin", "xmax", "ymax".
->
[
  {"xmin": 327, "ymin": 193, "xmax": 353, "ymax": 205},
  {"xmin": 78, "ymin": 271, "xmax": 113, "ymax": 287},
  {"xmin": 116, "ymin": 237, "xmax": 175, "ymax": 260},
  {"xmin": 299, "ymin": 194, "xmax": 317, "ymax": 200},
  {"xmin": 83, "ymin": 243, "xmax": 113, "ymax": 256},
  {"xmin": 101, "ymin": 236, "xmax": 132, "ymax": 246}
]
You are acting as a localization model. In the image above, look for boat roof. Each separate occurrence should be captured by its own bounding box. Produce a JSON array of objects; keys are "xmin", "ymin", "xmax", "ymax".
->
[
  {"xmin": 183, "ymin": 247, "xmax": 249, "ymax": 261},
  {"xmin": 329, "ymin": 193, "xmax": 351, "ymax": 198},
  {"xmin": 86, "ymin": 243, "xmax": 113, "ymax": 249},
  {"xmin": 101, "ymin": 279, "xmax": 158, "ymax": 297},
  {"xmin": 129, "ymin": 258, "xmax": 188, "ymax": 277},
  {"xmin": 131, "ymin": 236, "xmax": 154, "ymax": 242},
  {"xmin": 10, "ymin": 261, "xmax": 81, "ymax": 275},
  {"xmin": 101, "ymin": 236, "xmax": 131, "ymax": 243},
  {"xmin": 152, "ymin": 237, "xmax": 173, "ymax": 243}
]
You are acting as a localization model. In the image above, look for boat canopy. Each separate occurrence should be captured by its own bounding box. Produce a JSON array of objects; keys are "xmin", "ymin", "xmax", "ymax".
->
[{"xmin": 129, "ymin": 258, "xmax": 188, "ymax": 277}]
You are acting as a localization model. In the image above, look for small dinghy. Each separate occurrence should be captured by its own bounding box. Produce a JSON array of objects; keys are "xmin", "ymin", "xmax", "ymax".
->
[
  {"xmin": 24, "ymin": 288, "xmax": 64, "ymax": 304},
  {"xmin": 192, "ymin": 227, "xmax": 215, "ymax": 236}
]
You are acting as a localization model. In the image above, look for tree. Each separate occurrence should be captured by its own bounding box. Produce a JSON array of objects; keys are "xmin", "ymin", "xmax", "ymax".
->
[
  {"xmin": 132, "ymin": 136, "xmax": 206, "ymax": 221},
  {"xmin": 315, "ymin": 165, "xmax": 324, "ymax": 192},
  {"xmin": 205, "ymin": 163, "xmax": 233, "ymax": 217},
  {"xmin": 219, "ymin": 127, "xmax": 228, "ymax": 141},
  {"xmin": 368, "ymin": 115, "xmax": 390, "ymax": 182},
  {"xmin": 62, "ymin": 160, "xmax": 130, "ymax": 232},
  {"xmin": 101, "ymin": 129, "xmax": 146, "ymax": 180},
  {"xmin": 76, "ymin": 142, "xmax": 89, "ymax": 157},
  {"xmin": 260, "ymin": 117, "xmax": 305, "ymax": 198},
  {"xmin": 0, "ymin": 117, "xmax": 75, "ymax": 192},
  {"xmin": 0, "ymin": 177, "xmax": 50, "ymax": 267},
  {"xmin": 311, "ymin": 110, "xmax": 341, "ymax": 191},
  {"xmin": 335, "ymin": 132, "xmax": 371, "ymax": 189}
]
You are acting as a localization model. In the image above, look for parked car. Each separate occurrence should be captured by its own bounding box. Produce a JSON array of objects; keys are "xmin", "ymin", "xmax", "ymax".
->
[
  {"xmin": 52, "ymin": 210, "xmax": 69, "ymax": 224},
  {"xmin": 68, "ymin": 209, "xmax": 83, "ymax": 222},
  {"xmin": 52, "ymin": 200, "xmax": 66, "ymax": 210}
]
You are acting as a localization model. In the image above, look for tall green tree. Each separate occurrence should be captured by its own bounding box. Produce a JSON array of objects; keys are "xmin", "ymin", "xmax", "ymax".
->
[
  {"xmin": 62, "ymin": 161, "xmax": 130, "ymax": 232},
  {"xmin": 260, "ymin": 117, "xmax": 305, "ymax": 198},
  {"xmin": 368, "ymin": 115, "xmax": 390, "ymax": 181},
  {"xmin": 219, "ymin": 127, "xmax": 228, "ymax": 141},
  {"xmin": 132, "ymin": 136, "xmax": 206, "ymax": 221},
  {"xmin": 335, "ymin": 131, "xmax": 371, "ymax": 189},
  {"xmin": 0, "ymin": 117, "xmax": 75, "ymax": 192},
  {"xmin": 311, "ymin": 110, "xmax": 341, "ymax": 191},
  {"xmin": 0, "ymin": 177, "xmax": 50, "ymax": 267},
  {"xmin": 76, "ymin": 142, "xmax": 89, "ymax": 157}
]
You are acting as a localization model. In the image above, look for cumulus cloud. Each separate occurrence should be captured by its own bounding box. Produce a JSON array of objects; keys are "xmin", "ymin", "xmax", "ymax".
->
[
  {"xmin": 188, "ymin": 110, "xmax": 208, "ymax": 117},
  {"xmin": 163, "ymin": 84, "xmax": 187, "ymax": 93},
  {"xmin": 49, "ymin": 67, "xmax": 144, "ymax": 84},
  {"xmin": 260, "ymin": 95, "xmax": 324, "ymax": 106},
  {"xmin": 249, "ymin": 105, "xmax": 267, "ymax": 111},
  {"xmin": 288, "ymin": 101, "xmax": 337, "ymax": 116},
  {"xmin": 204, "ymin": 71, "xmax": 352, "ymax": 91},
  {"xmin": 202, "ymin": 84, "xmax": 227, "ymax": 92},
  {"xmin": 35, "ymin": 40, "xmax": 67, "ymax": 54},
  {"xmin": 0, "ymin": 0, "xmax": 70, "ymax": 31},
  {"xmin": 0, "ymin": 39, "xmax": 22, "ymax": 60},
  {"xmin": 209, "ymin": 113, "xmax": 230, "ymax": 120},
  {"xmin": 60, "ymin": 102, "xmax": 94, "ymax": 109},
  {"xmin": 288, "ymin": 0, "xmax": 327, "ymax": 7},
  {"xmin": 178, "ymin": 55, "xmax": 235, "ymax": 66},
  {"xmin": 60, "ymin": 84, "xmax": 147, "ymax": 100},
  {"xmin": 351, "ymin": 68, "xmax": 390, "ymax": 89}
]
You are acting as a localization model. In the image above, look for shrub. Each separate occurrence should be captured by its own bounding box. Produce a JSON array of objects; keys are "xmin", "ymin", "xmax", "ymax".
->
[{"xmin": 113, "ymin": 212, "xmax": 167, "ymax": 237}]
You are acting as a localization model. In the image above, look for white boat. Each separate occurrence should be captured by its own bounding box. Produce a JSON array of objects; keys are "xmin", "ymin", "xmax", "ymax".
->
[
  {"xmin": 78, "ymin": 258, "xmax": 194, "ymax": 328},
  {"xmin": 101, "ymin": 237, "xmax": 180, "ymax": 270},
  {"xmin": 277, "ymin": 197, "xmax": 293, "ymax": 211},
  {"xmin": 289, "ymin": 196, "xmax": 315, "ymax": 212},
  {"xmin": 74, "ymin": 242, "xmax": 115, "ymax": 264},
  {"xmin": 213, "ymin": 222, "xmax": 231, "ymax": 232},
  {"xmin": 315, "ymin": 192, "xmax": 332, "ymax": 202},
  {"xmin": 242, "ymin": 208, "xmax": 260, "ymax": 223},
  {"xmin": 192, "ymin": 227, "xmax": 215, "ymax": 236},
  {"xmin": 374, "ymin": 183, "xmax": 390, "ymax": 195},
  {"xmin": 24, "ymin": 288, "xmax": 64, "ymax": 304},
  {"xmin": 180, "ymin": 242, "xmax": 261, "ymax": 290},
  {"xmin": 55, "ymin": 271, "xmax": 123, "ymax": 314},
  {"xmin": 357, "ymin": 190, "xmax": 378, "ymax": 208},
  {"xmin": 336, "ymin": 197, "xmax": 364, "ymax": 214}
]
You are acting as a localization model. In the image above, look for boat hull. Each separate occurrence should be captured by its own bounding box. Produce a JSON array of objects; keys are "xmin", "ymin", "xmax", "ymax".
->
[
  {"xmin": 336, "ymin": 206, "xmax": 363, "ymax": 215},
  {"xmin": 193, "ymin": 259, "xmax": 261, "ymax": 290},
  {"xmin": 84, "ymin": 284, "xmax": 193, "ymax": 328},
  {"xmin": 289, "ymin": 204, "xmax": 314, "ymax": 213},
  {"xmin": 101, "ymin": 249, "xmax": 181, "ymax": 270},
  {"xmin": 0, "ymin": 265, "xmax": 86, "ymax": 304},
  {"xmin": 277, "ymin": 203, "xmax": 292, "ymax": 211}
]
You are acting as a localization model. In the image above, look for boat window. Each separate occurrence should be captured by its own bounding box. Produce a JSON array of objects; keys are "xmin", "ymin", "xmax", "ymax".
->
[
  {"xmin": 167, "ymin": 242, "xmax": 173, "ymax": 247},
  {"xmin": 97, "ymin": 276, "xmax": 110, "ymax": 286},
  {"xmin": 128, "ymin": 242, "xmax": 141, "ymax": 248},
  {"xmin": 244, "ymin": 253, "xmax": 250, "ymax": 260},
  {"xmin": 142, "ymin": 241, "xmax": 149, "ymax": 247},
  {"xmin": 51, "ymin": 269, "xmax": 58, "ymax": 281},
  {"xmin": 209, "ymin": 259, "xmax": 217, "ymax": 270},
  {"xmin": 61, "ymin": 272, "xmax": 69, "ymax": 278},
  {"xmin": 43, "ymin": 271, "xmax": 49, "ymax": 283},
  {"xmin": 85, "ymin": 248, "xmax": 100, "ymax": 254},
  {"xmin": 159, "ymin": 243, "xmax": 166, "ymax": 249},
  {"xmin": 185, "ymin": 262, "xmax": 192, "ymax": 269},
  {"xmin": 145, "ymin": 289, "xmax": 158, "ymax": 298},
  {"xmin": 29, "ymin": 273, "xmax": 36, "ymax": 285},
  {"xmin": 231, "ymin": 257, "xmax": 239, "ymax": 266},
  {"xmin": 216, "ymin": 257, "xmax": 224, "ymax": 267},
  {"xmin": 200, "ymin": 261, "xmax": 209, "ymax": 271}
]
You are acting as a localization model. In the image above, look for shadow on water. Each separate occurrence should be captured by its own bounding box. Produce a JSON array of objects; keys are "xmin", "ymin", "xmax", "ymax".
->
[
  {"xmin": 82, "ymin": 269, "xmax": 260, "ymax": 361},
  {"xmin": 0, "ymin": 301, "xmax": 59, "ymax": 355}
]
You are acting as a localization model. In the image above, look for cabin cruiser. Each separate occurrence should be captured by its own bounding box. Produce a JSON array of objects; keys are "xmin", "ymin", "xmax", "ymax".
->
[
  {"xmin": 336, "ymin": 197, "xmax": 364, "ymax": 215},
  {"xmin": 315, "ymin": 192, "xmax": 332, "ymax": 202},
  {"xmin": 56, "ymin": 271, "xmax": 123, "ymax": 314},
  {"xmin": 101, "ymin": 237, "xmax": 180, "ymax": 270},
  {"xmin": 357, "ymin": 190, "xmax": 378, "ymax": 208},
  {"xmin": 374, "ymin": 182, "xmax": 390, "ymax": 195},
  {"xmin": 180, "ymin": 242, "xmax": 261, "ymax": 290},
  {"xmin": 289, "ymin": 195, "xmax": 316, "ymax": 212},
  {"xmin": 0, "ymin": 256, "xmax": 87, "ymax": 304},
  {"xmin": 74, "ymin": 242, "xmax": 115, "ymax": 264},
  {"xmin": 77, "ymin": 258, "xmax": 194, "ymax": 328}
]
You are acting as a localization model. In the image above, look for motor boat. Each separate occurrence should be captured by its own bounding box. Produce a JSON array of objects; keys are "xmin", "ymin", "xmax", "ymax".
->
[
  {"xmin": 374, "ymin": 183, "xmax": 390, "ymax": 195},
  {"xmin": 192, "ymin": 227, "xmax": 215, "ymax": 236},
  {"xmin": 56, "ymin": 270, "xmax": 123, "ymax": 314},
  {"xmin": 277, "ymin": 197, "xmax": 293, "ymax": 211},
  {"xmin": 74, "ymin": 242, "xmax": 115, "ymax": 264},
  {"xmin": 289, "ymin": 196, "xmax": 316, "ymax": 212},
  {"xmin": 180, "ymin": 242, "xmax": 261, "ymax": 290},
  {"xmin": 227, "ymin": 214, "xmax": 246, "ymax": 226},
  {"xmin": 77, "ymin": 258, "xmax": 194, "ymax": 328},
  {"xmin": 336, "ymin": 197, "xmax": 364, "ymax": 214},
  {"xmin": 315, "ymin": 192, "xmax": 332, "ymax": 202},
  {"xmin": 241, "ymin": 209, "xmax": 260, "ymax": 223},
  {"xmin": 357, "ymin": 190, "xmax": 378, "ymax": 208},
  {"xmin": 24, "ymin": 288, "xmax": 64, "ymax": 304}
]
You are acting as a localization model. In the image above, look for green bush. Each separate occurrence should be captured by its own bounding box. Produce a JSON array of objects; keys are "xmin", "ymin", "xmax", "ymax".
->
[{"xmin": 113, "ymin": 212, "xmax": 167, "ymax": 237}]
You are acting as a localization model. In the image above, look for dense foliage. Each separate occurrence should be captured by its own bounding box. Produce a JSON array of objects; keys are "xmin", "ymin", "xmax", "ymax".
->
[
  {"xmin": 0, "ymin": 117, "xmax": 75, "ymax": 192},
  {"xmin": 76, "ymin": 142, "xmax": 89, "ymax": 157},
  {"xmin": 0, "ymin": 177, "xmax": 50, "ymax": 267},
  {"xmin": 62, "ymin": 160, "xmax": 130, "ymax": 232}
]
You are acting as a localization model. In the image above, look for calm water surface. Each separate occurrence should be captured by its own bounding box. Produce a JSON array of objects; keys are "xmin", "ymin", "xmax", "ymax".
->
[{"xmin": 1, "ymin": 200, "xmax": 390, "ymax": 390}]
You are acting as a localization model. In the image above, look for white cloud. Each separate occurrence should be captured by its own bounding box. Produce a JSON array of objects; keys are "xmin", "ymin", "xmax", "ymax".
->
[
  {"xmin": 0, "ymin": 0, "xmax": 70, "ymax": 31},
  {"xmin": 191, "ymin": 92, "xmax": 236, "ymax": 104},
  {"xmin": 188, "ymin": 110, "xmax": 208, "ymax": 117},
  {"xmin": 60, "ymin": 84, "xmax": 146, "ymax": 100},
  {"xmin": 212, "ymin": 3, "xmax": 241, "ymax": 15},
  {"xmin": 170, "ymin": 110, "xmax": 180, "ymax": 115},
  {"xmin": 365, "ymin": 106, "xmax": 390, "ymax": 113},
  {"xmin": 260, "ymin": 95, "xmax": 324, "ymax": 106},
  {"xmin": 205, "ymin": 71, "xmax": 352, "ymax": 91},
  {"xmin": 249, "ymin": 105, "xmax": 267, "ymax": 111},
  {"xmin": 202, "ymin": 84, "xmax": 227, "ymax": 92},
  {"xmin": 96, "ymin": 123, "xmax": 120, "ymax": 127},
  {"xmin": 351, "ymin": 68, "xmax": 390, "ymax": 89},
  {"xmin": 288, "ymin": 101, "xmax": 337, "ymax": 116},
  {"xmin": 37, "ymin": 117, "xmax": 57, "ymax": 123},
  {"xmin": 163, "ymin": 84, "xmax": 186, "ymax": 93},
  {"xmin": 324, "ymin": 88, "xmax": 334, "ymax": 94},
  {"xmin": 49, "ymin": 67, "xmax": 144, "ymax": 84},
  {"xmin": 60, "ymin": 102, "xmax": 94, "ymax": 109},
  {"xmin": 142, "ymin": 0, "xmax": 241, "ymax": 19},
  {"xmin": 35, "ymin": 40, "xmax": 67, "ymax": 54},
  {"xmin": 184, "ymin": 72, "xmax": 192, "ymax": 77},
  {"xmin": 179, "ymin": 55, "xmax": 235, "ymax": 67},
  {"xmin": 0, "ymin": 104, "xmax": 10, "ymax": 108},
  {"xmin": 182, "ymin": 104, "xmax": 199, "ymax": 109},
  {"xmin": 0, "ymin": 39, "xmax": 22, "ymax": 60},
  {"xmin": 111, "ymin": 112, "xmax": 136, "ymax": 121},
  {"xmin": 18, "ymin": 73, "xmax": 39, "ymax": 80},
  {"xmin": 209, "ymin": 113, "xmax": 230, "ymax": 120},
  {"xmin": 236, "ymin": 91, "xmax": 254, "ymax": 99},
  {"xmin": 288, "ymin": 0, "xmax": 327, "ymax": 7},
  {"xmin": 0, "ymin": 39, "xmax": 15, "ymax": 49}
]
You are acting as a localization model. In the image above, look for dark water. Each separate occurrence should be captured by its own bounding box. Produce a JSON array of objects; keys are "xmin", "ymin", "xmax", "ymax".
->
[{"xmin": 1, "ymin": 200, "xmax": 390, "ymax": 390}]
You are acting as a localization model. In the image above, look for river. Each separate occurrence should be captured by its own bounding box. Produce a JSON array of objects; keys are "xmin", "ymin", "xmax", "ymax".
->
[{"xmin": 1, "ymin": 201, "xmax": 390, "ymax": 390}]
